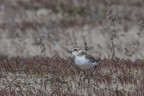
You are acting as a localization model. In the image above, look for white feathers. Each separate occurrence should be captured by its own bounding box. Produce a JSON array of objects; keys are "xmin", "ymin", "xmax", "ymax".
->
[{"xmin": 70, "ymin": 47, "xmax": 101, "ymax": 69}]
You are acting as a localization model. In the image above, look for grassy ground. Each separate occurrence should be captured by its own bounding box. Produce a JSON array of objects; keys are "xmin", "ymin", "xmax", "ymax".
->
[
  {"xmin": 0, "ymin": 0, "xmax": 144, "ymax": 95},
  {"xmin": 0, "ymin": 56, "xmax": 144, "ymax": 96}
]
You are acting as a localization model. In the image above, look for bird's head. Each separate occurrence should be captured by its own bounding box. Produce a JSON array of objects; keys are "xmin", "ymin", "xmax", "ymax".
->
[{"xmin": 68, "ymin": 47, "xmax": 83, "ymax": 56}]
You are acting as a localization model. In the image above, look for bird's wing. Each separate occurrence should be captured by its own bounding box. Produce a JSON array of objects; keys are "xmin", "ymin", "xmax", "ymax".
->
[{"xmin": 83, "ymin": 52, "xmax": 101, "ymax": 63}]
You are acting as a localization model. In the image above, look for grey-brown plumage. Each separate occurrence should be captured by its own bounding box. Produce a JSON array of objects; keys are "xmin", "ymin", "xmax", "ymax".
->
[
  {"xmin": 78, "ymin": 52, "xmax": 101, "ymax": 64},
  {"xmin": 70, "ymin": 48, "xmax": 101, "ymax": 69}
]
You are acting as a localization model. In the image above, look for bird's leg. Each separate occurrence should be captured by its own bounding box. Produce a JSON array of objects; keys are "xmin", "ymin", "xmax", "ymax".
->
[
  {"xmin": 81, "ymin": 70, "xmax": 95, "ymax": 83},
  {"xmin": 79, "ymin": 69, "xmax": 86, "ymax": 81},
  {"xmin": 79, "ymin": 69, "xmax": 84, "ymax": 81},
  {"xmin": 89, "ymin": 66, "xmax": 97, "ymax": 78},
  {"xmin": 92, "ymin": 66, "xmax": 97, "ymax": 73},
  {"xmin": 82, "ymin": 70, "xmax": 89, "ymax": 81},
  {"xmin": 84, "ymin": 70, "xmax": 94, "ymax": 83}
]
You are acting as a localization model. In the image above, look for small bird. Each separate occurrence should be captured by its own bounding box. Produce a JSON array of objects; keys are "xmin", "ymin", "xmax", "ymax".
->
[{"xmin": 69, "ymin": 47, "xmax": 101, "ymax": 70}]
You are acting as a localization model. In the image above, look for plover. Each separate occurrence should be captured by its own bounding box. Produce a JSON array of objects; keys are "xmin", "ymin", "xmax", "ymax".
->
[
  {"xmin": 68, "ymin": 47, "xmax": 101, "ymax": 80},
  {"xmin": 69, "ymin": 47, "xmax": 101, "ymax": 70}
]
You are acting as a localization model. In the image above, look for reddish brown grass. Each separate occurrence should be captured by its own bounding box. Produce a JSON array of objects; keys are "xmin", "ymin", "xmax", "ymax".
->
[{"xmin": 0, "ymin": 56, "xmax": 144, "ymax": 96}]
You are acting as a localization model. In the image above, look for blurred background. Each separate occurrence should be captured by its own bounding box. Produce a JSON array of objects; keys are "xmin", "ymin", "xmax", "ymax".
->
[{"xmin": 0, "ymin": 0, "xmax": 144, "ymax": 60}]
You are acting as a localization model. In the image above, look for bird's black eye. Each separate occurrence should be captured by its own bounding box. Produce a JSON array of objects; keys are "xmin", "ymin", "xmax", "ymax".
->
[{"xmin": 72, "ymin": 49, "xmax": 76, "ymax": 51}]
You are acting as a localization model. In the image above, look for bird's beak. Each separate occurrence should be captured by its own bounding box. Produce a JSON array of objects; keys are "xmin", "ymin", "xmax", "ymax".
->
[{"xmin": 67, "ymin": 50, "xmax": 72, "ymax": 53}]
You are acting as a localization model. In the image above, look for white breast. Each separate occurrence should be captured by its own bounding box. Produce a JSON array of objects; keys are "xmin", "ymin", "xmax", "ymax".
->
[{"xmin": 74, "ymin": 55, "xmax": 97, "ymax": 69}]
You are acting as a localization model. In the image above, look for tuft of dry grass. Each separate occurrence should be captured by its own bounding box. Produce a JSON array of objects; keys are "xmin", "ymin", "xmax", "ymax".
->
[{"xmin": 0, "ymin": 56, "xmax": 144, "ymax": 96}]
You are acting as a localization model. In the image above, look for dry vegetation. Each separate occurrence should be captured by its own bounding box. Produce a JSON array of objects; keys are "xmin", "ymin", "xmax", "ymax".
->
[
  {"xmin": 0, "ymin": 0, "xmax": 144, "ymax": 60},
  {"xmin": 0, "ymin": 0, "xmax": 144, "ymax": 96},
  {"xmin": 0, "ymin": 56, "xmax": 144, "ymax": 96}
]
